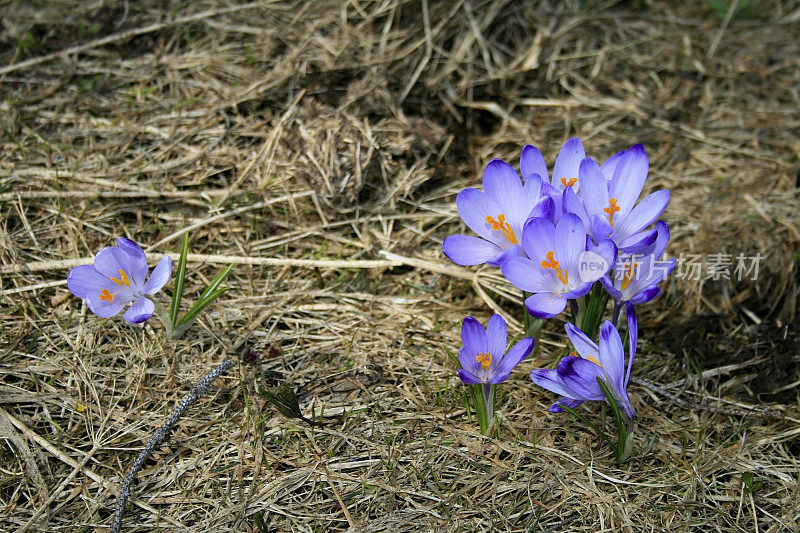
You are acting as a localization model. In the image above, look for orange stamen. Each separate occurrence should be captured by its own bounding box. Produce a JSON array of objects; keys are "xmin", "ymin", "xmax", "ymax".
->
[
  {"xmin": 585, "ymin": 354, "xmax": 602, "ymax": 367},
  {"xmin": 485, "ymin": 214, "xmax": 519, "ymax": 245},
  {"xmin": 110, "ymin": 269, "xmax": 130, "ymax": 287},
  {"xmin": 560, "ymin": 177, "xmax": 577, "ymax": 188},
  {"xmin": 540, "ymin": 251, "xmax": 569, "ymax": 285},
  {"xmin": 621, "ymin": 261, "xmax": 638, "ymax": 290},
  {"xmin": 476, "ymin": 352, "xmax": 492, "ymax": 372},
  {"xmin": 604, "ymin": 198, "xmax": 620, "ymax": 228},
  {"xmin": 99, "ymin": 289, "xmax": 114, "ymax": 303}
]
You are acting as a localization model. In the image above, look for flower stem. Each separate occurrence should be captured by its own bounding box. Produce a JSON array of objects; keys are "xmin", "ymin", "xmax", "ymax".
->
[{"xmin": 482, "ymin": 384, "xmax": 494, "ymax": 435}]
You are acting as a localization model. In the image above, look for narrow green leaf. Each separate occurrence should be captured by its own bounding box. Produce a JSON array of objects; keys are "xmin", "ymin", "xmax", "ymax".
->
[
  {"xmin": 196, "ymin": 264, "xmax": 233, "ymax": 304},
  {"xmin": 176, "ymin": 288, "xmax": 228, "ymax": 328},
  {"xmin": 170, "ymin": 232, "xmax": 190, "ymax": 325}
]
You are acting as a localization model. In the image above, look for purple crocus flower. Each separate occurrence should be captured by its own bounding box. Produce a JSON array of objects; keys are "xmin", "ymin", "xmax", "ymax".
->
[
  {"xmin": 442, "ymin": 159, "xmax": 550, "ymax": 267},
  {"xmin": 67, "ymin": 238, "xmax": 172, "ymax": 324},
  {"xmin": 457, "ymin": 314, "xmax": 534, "ymax": 385},
  {"xmin": 601, "ymin": 220, "xmax": 675, "ymax": 308},
  {"xmin": 530, "ymin": 320, "xmax": 636, "ymax": 420},
  {"xmin": 501, "ymin": 213, "xmax": 616, "ymax": 319},
  {"xmin": 520, "ymin": 137, "xmax": 585, "ymax": 222},
  {"xmin": 564, "ymin": 145, "xmax": 670, "ymax": 252}
]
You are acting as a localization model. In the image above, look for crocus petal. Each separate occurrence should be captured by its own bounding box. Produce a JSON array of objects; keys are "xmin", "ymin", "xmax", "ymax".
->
[
  {"xmin": 556, "ymin": 356, "xmax": 605, "ymax": 401},
  {"xmin": 528, "ymin": 195, "xmax": 555, "ymax": 223},
  {"xmin": 525, "ymin": 292, "xmax": 567, "ymax": 319},
  {"xmin": 562, "ymin": 187, "xmax": 589, "ymax": 229},
  {"xmin": 493, "ymin": 337, "xmax": 533, "ymax": 376},
  {"xmin": 614, "ymin": 189, "xmax": 670, "ymax": 241},
  {"xmin": 562, "ymin": 282, "xmax": 593, "ymax": 300},
  {"xmin": 629, "ymin": 285, "xmax": 660, "ymax": 305},
  {"xmin": 564, "ymin": 322, "xmax": 600, "ymax": 361},
  {"xmin": 587, "ymin": 238, "xmax": 617, "ymax": 273},
  {"xmin": 625, "ymin": 302, "xmax": 638, "ymax": 388},
  {"xmin": 93, "ymin": 247, "xmax": 133, "ymax": 280},
  {"xmin": 486, "ymin": 244, "xmax": 524, "ymax": 267},
  {"xmin": 590, "ymin": 214, "xmax": 613, "ymax": 242},
  {"xmin": 522, "ymin": 173, "xmax": 544, "ymax": 208},
  {"xmin": 617, "ymin": 229, "xmax": 657, "ymax": 253},
  {"xmin": 520, "ymin": 144, "xmax": 549, "ymax": 184},
  {"xmin": 116, "ymin": 238, "xmax": 148, "ymax": 287},
  {"xmin": 67, "ymin": 265, "xmax": 116, "ymax": 299},
  {"xmin": 554, "ymin": 213, "xmax": 586, "ymax": 276},
  {"xmin": 485, "ymin": 314, "xmax": 508, "ymax": 359},
  {"xmin": 597, "ymin": 321, "xmax": 625, "ymax": 391},
  {"xmin": 458, "ymin": 369, "xmax": 482, "ymax": 385},
  {"xmin": 549, "ymin": 397, "xmax": 586, "ymax": 413},
  {"xmin": 541, "ymin": 183, "xmax": 565, "ymax": 222},
  {"xmin": 456, "ymin": 188, "xmax": 503, "ymax": 243},
  {"xmin": 482, "ymin": 159, "xmax": 526, "ymax": 222},
  {"xmin": 530, "ymin": 368, "xmax": 578, "ymax": 398},
  {"xmin": 85, "ymin": 295, "xmax": 126, "ymax": 318},
  {"xmin": 601, "ymin": 150, "xmax": 626, "ymax": 181},
  {"xmin": 458, "ymin": 346, "xmax": 482, "ymax": 375},
  {"xmin": 123, "ymin": 296, "xmax": 155, "ymax": 324},
  {"xmin": 487, "ymin": 371, "xmax": 511, "ymax": 385},
  {"xmin": 609, "ymin": 144, "xmax": 648, "ymax": 221},
  {"xmin": 144, "ymin": 255, "xmax": 172, "ymax": 295},
  {"xmin": 443, "ymin": 235, "xmax": 501, "ymax": 266},
  {"xmin": 461, "ymin": 316, "xmax": 488, "ymax": 356},
  {"xmin": 600, "ymin": 275, "xmax": 623, "ymax": 300},
  {"xmin": 552, "ymin": 138, "xmax": 585, "ymax": 189},
  {"xmin": 501, "ymin": 257, "xmax": 552, "ymax": 293},
  {"xmin": 521, "ymin": 217, "xmax": 555, "ymax": 262},
  {"xmin": 577, "ymin": 157, "xmax": 610, "ymax": 216}
]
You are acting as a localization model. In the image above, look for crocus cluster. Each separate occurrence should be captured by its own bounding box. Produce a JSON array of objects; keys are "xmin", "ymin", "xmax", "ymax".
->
[{"xmin": 446, "ymin": 139, "xmax": 674, "ymax": 446}]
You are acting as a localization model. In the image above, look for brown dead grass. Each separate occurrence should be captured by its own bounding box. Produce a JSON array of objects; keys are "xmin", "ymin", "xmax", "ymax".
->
[{"xmin": 1, "ymin": 0, "xmax": 799, "ymax": 531}]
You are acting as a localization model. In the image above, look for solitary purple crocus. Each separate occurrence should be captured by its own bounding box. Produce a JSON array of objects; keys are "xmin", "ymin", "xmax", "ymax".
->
[
  {"xmin": 564, "ymin": 146, "xmax": 670, "ymax": 252},
  {"xmin": 442, "ymin": 159, "xmax": 550, "ymax": 267},
  {"xmin": 501, "ymin": 213, "xmax": 616, "ymax": 319},
  {"xmin": 530, "ymin": 320, "xmax": 636, "ymax": 420},
  {"xmin": 601, "ymin": 220, "xmax": 675, "ymax": 309},
  {"xmin": 457, "ymin": 314, "xmax": 534, "ymax": 385},
  {"xmin": 67, "ymin": 238, "xmax": 172, "ymax": 324}
]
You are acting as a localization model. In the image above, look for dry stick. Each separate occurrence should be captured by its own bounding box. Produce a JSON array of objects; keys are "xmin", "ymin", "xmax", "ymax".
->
[
  {"xmin": 0, "ymin": 3, "xmax": 263, "ymax": 77},
  {"xmin": 110, "ymin": 358, "xmax": 235, "ymax": 533}
]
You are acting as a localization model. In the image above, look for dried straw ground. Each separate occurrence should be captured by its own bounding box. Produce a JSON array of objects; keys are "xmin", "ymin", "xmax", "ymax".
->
[{"xmin": 1, "ymin": 1, "xmax": 799, "ymax": 531}]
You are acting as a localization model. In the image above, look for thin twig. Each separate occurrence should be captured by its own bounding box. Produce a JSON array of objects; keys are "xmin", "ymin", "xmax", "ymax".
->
[{"xmin": 110, "ymin": 358, "xmax": 235, "ymax": 533}]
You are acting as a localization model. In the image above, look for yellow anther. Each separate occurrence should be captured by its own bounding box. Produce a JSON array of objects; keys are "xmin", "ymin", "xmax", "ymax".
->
[
  {"xmin": 540, "ymin": 251, "xmax": 569, "ymax": 285},
  {"xmin": 476, "ymin": 352, "xmax": 492, "ymax": 372},
  {"xmin": 561, "ymin": 177, "xmax": 577, "ymax": 188},
  {"xmin": 110, "ymin": 269, "xmax": 130, "ymax": 287},
  {"xmin": 621, "ymin": 261, "xmax": 638, "ymax": 290},
  {"xmin": 604, "ymin": 198, "xmax": 621, "ymax": 228},
  {"xmin": 99, "ymin": 289, "xmax": 114, "ymax": 303},
  {"xmin": 585, "ymin": 354, "xmax": 602, "ymax": 367},
  {"xmin": 485, "ymin": 214, "xmax": 519, "ymax": 245}
]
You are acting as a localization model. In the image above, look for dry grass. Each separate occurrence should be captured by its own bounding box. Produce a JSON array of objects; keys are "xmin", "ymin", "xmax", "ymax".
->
[{"xmin": 1, "ymin": 0, "xmax": 800, "ymax": 531}]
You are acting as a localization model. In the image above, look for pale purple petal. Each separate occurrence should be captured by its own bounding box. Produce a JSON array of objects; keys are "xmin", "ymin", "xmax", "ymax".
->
[
  {"xmin": 554, "ymin": 213, "xmax": 586, "ymax": 275},
  {"xmin": 629, "ymin": 285, "xmax": 660, "ymax": 305},
  {"xmin": 617, "ymin": 229, "xmax": 657, "ymax": 253},
  {"xmin": 456, "ymin": 188, "xmax": 503, "ymax": 243},
  {"xmin": 521, "ymin": 217, "xmax": 555, "ymax": 262},
  {"xmin": 552, "ymin": 138, "xmax": 585, "ymax": 189},
  {"xmin": 458, "ymin": 369, "xmax": 482, "ymax": 385},
  {"xmin": 482, "ymin": 159, "xmax": 526, "ymax": 222},
  {"xmin": 116, "ymin": 238, "xmax": 148, "ymax": 287},
  {"xmin": 458, "ymin": 346, "xmax": 478, "ymax": 372},
  {"xmin": 588, "ymin": 238, "xmax": 617, "ymax": 273},
  {"xmin": 597, "ymin": 321, "xmax": 625, "ymax": 391},
  {"xmin": 614, "ymin": 189, "xmax": 670, "ymax": 241},
  {"xmin": 562, "ymin": 282, "xmax": 593, "ymax": 299},
  {"xmin": 556, "ymin": 356, "xmax": 605, "ymax": 401},
  {"xmin": 493, "ymin": 337, "xmax": 533, "ymax": 376},
  {"xmin": 528, "ymin": 195, "xmax": 555, "ymax": 222},
  {"xmin": 461, "ymin": 316, "xmax": 487, "ymax": 356},
  {"xmin": 549, "ymin": 397, "xmax": 586, "ymax": 413},
  {"xmin": 530, "ymin": 368, "xmax": 578, "ymax": 398},
  {"xmin": 525, "ymin": 292, "xmax": 567, "ymax": 319},
  {"xmin": 601, "ymin": 150, "xmax": 626, "ymax": 181},
  {"xmin": 562, "ymin": 187, "xmax": 589, "ymax": 229},
  {"xmin": 144, "ymin": 255, "xmax": 172, "ymax": 295},
  {"xmin": 609, "ymin": 144, "xmax": 648, "ymax": 221},
  {"xmin": 577, "ymin": 157, "xmax": 610, "ymax": 216},
  {"xmin": 443, "ymin": 235, "xmax": 501, "ymax": 266},
  {"xmin": 93, "ymin": 247, "xmax": 133, "ymax": 280},
  {"xmin": 67, "ymin": 265, "xmax": 115, "ymax": 299},
  {"xmin": 600, "ymin": 275, "xmax": 623, "ymax": 300},
  {"xmin": 85, "ymin": 295, "xmax": 126, "ymax": 318},
  {"xmin": 487, "ymin": 371, "xmax": 511, "ymax": 385},
  {"xmin": 123, "ymin": 296, "xmax": 155, "ymax": 324},
  {"xmin": 486, "ymin": 244, "xmax": 524, "ymax": 267},
  {"xmin": 564, "ymin": 322, "xmax": 600, "ymax": 361},
  {"xmin": 501, "ymin": 257, "xmax": 551, "ymax": 293},
  {"xmin": 520, "ymin": 144, "xmax": 549, "ymax": 184},
  {"xmin": 485, "ymin": 314, "xmax": 507, "ymax": 359},
  {"xmin": 522, "ymin": 173, "xmax": 544, "ymax": 207}
]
